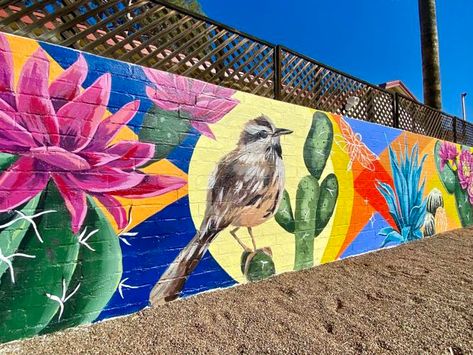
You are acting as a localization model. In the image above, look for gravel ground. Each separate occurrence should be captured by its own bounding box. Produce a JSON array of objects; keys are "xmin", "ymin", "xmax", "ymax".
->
[{"xmin": 1, "ymin": 228, "xmax": 472, "ymax": 355}]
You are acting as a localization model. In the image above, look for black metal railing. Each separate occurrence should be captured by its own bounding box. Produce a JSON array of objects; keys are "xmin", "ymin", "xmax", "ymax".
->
[{"xmin": 0, "ymin": 0, "xmax": 472, "ymax": 146}]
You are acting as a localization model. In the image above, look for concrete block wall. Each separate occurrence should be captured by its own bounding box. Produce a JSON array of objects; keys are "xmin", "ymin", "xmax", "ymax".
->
[{"xmin": 0, "ymin": 31, "xmax": 471, "ymax": 343}]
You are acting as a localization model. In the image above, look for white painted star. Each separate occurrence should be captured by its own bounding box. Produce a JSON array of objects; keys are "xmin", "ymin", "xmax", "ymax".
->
[{"xmin": 369, "ymin": 213, "xmax": 376, "ymax": 228}]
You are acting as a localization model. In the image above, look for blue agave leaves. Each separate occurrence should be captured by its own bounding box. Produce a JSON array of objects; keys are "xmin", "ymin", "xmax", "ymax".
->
[{"xmin": 376, "ymin": 143, "xmax": 427, "ymax": 247}]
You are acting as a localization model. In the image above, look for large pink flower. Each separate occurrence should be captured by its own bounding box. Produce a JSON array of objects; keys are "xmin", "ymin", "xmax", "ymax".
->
[
  {"xmin": 438, "ymin": 141, "xmax": 458, "ymax": 171},
  {"xmin": 0, "ymin": 34, "xmax": 186, "ymax": 233},
  {"xmin": 458, "ymin": 150, "xmax": 473, "ymax": 190},
  {"xmin": 144, "ymin": 68, "xmax": 239, "ymax": 139}
]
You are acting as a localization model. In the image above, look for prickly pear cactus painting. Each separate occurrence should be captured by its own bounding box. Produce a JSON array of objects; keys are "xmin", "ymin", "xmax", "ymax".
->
[
  {"xmin": 434, "ymin": 141, "xmax": 473, "ymax": 227},
  {"xmin": 275, "ymin": 112, "xmax": 339, "ymax": 270}
]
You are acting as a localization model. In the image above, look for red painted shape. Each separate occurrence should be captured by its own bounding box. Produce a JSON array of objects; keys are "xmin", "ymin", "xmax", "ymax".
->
[{"xmin": 336, "ymin": 159, "xmax": 397, "ymax": 259}]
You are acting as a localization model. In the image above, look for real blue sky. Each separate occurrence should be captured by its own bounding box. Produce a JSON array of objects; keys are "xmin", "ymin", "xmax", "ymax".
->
[{"xmin": 200, "ymin": 0, "xmax": 472, "ymax": 120}]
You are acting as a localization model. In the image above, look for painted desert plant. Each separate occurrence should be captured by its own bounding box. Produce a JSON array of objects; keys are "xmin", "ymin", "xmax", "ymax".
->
[
  {"xmin": 377, "ymin": 144, "xmax": 427, "ymax": 246},
  {"xmin": 140, "ymin": 68, "xmax": 239, "ymax": 160},
  {"xmin": 434, "ymin": 141, "xmax": 473, "ymax": 227},
  {"xmin": 0, "ymin": 35, "xmax": 185, "ymax": 342},
  {"xmin": 275, "ymin": 112, "xmax": 339, "ymax": 270},
  {"xmin": 240, "ymin": 248, "xmax": 275, "ymax": 282},
  {"xmin": 423, "ymin": 188, "xmax": 447, "ymax": 236}
]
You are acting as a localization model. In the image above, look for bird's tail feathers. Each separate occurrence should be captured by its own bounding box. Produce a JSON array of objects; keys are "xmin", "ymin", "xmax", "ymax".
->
[{"xmin": 149, "ymin": 217, "xmax": 224, "ymax": 305}]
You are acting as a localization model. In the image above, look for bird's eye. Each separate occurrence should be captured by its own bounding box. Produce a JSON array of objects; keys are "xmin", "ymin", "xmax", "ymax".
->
[{"xmin": 258, "ymin": 130, "xmax": 269, "ymax": 139}]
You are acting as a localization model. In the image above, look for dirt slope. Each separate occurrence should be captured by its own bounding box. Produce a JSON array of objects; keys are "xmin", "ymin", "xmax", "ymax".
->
[{"xmin": 1, "ymin": 228, "xmax": 472, "ymax": 355}]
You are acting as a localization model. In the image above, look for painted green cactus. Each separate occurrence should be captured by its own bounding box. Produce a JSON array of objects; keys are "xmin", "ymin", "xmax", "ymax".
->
[
  {"xmin": 275, "ymin": 112, "xmax": 339, "ymax": 270},
  {"xmin": 434, "ymin": 141, "xmax": 473, "ymax": 227},
  {"xmin": 241, "ymin": 248, "xmax": 276, "ymax": 282},
  {"xmin": 0, "ymin": 183, "xmax": 122, "ymax": 343}
]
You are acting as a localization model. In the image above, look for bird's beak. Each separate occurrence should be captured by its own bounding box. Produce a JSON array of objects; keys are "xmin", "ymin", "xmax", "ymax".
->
[{"xmin": 273, "ymin": 128, "xmax": 293, "ymax": 136}]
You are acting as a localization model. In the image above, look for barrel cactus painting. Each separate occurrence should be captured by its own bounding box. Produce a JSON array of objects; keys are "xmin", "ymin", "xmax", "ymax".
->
[
  {"xmin": 423, "ymin": 188, "xmax": 447, "ymax": 237},
  {"xmin": 275, "ymin": 112, "xmax": 339, "ymax": 271},
  {"xmin": 434, "ymin": 141, "xmax": 473, "ymax": 227},
  {"xmin": 0, "ymin": 35, "xmax": 187, "ymax": 343},
  {"xmin": 241, "ymin": 248, "xmax": 276, "ymax": 282}
]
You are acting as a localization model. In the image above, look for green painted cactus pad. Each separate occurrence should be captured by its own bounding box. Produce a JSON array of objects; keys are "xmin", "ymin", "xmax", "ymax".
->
[
  {"xmin": 303, "ymin": 112, "xmax": 333, "ymax": 180},
  {"xmin": 139, "ymin": 106, "xmax": 192, "ymax": 161}
]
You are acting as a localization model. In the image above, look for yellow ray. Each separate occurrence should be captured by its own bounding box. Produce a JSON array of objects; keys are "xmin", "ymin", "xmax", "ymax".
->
[
  {"xmin": 97, "ymin": 159, "xmax": 188, "ymax": 233},
  {"xmin": 319, "ymin": 114, "xmax": 355, "ymax": 264}
]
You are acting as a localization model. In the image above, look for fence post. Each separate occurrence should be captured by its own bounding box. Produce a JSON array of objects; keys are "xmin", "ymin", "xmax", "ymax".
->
[
  {"xmin": 392, "ymin": 93, "xmax": 399, "ymax": 129},
  {"xmin": 274, "ymin": 45, "xmax": 281, "ymax": 100},
  {"xmin": 453, "ymin": 117, "xmax": 457, "ymax": 143}
]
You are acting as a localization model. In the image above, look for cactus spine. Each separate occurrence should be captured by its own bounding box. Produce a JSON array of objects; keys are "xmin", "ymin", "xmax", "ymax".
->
[{"xmin": 275, "ymin": 112, "xmax": 339, "ymax": 270}]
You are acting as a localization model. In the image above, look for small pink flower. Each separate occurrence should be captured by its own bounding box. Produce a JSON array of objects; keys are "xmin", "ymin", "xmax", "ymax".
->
[
  {"xmin": 457, "ymin": 150, "xmax": 473, "ymax": 190},
  {"xmin": 438, "ymin": 141, "xmax": 458, "ymax": 171},
  {"xmin": 144, "ymin": 68, "xmax": 239, "ymax": 139},
  {"xmin": 0, "ymin": 34, "xmax": 186, "ymax": 233}
]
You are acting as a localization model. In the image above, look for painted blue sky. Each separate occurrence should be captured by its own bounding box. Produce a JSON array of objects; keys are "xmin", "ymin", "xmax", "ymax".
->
[{"xmin": 200, "ymin": 0, "xmax": 473, "ymax": 121}]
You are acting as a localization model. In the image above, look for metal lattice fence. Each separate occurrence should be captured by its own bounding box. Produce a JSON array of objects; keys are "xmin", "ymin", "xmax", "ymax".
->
[{"xmin": 0, "ymin": 0, "xmax": 472, "ymax": 146}]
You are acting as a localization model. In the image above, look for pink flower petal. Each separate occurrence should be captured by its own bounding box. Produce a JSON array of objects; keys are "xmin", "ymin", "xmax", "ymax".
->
[
  {"xmin": 49, "ymin": 54, "xmax": 88, "ymax": 110},
  {"xmin": 189, "ymin": 79, "xmax": 207, "ymax": 94},
  {"xmin": 146, "ymin": 86, "xmax": 180, "ymax": 111},
  {"xmin": 191, "ymin": 121, "xmax": 216, "ymax": 140},
  {"xmin": 0, "ymin": 110, "xmax": 36, "ymax": 149},
  {"xmin": 84, "ymin": 100, "xmax": 139, "ymax": 152},
  {"xmin": 0, "ymin": 34, "xmax": 15, "ymax": 109},
  {"xmin": 0, "ymin": 157, "xmax": 48, "ymax": 212},
  {"xmin": 110, "ymin": 174, "xmax": 186, "ymax": 198},
  {"xmin": 174, "ymin": 74, "xmax": 190, "ymax": 93},
  {"xmin": 57, "ymin": 73, "xmax": 111, "ymax": 151},
  {"xmin": 78, "ymin": 151, "xmax": 119, "ymax": 167},
  {"xmin": 185, "ymin": 96, "xmax": 239, "ymax": 124},
  {"xmin": 104, "ymin": 141, "xmax": 154, "ymax": 169},
  {"xmin": 94, "ymin": 194, "xmax": 127, "ymax": 229},
  {"xmin": 209, "ymin": 85, "xmax": 236, "ymax": 98},
  {"xmin": 30, "ymin": 146, "xmax": 91, "ymax": 171},
  {"xmin": 16, "ymin": 48, "xmax": 59, "ymax": 146},
  {"xmin": 52, "ymin": 173, "xmax": 87, "ymax": 234},
  {"xmin": 143, "ymin": 67, "xmax": 175, "ymax": 88},
  {"xmin": 182, "ymin": 103, "xmax": 232, "ymax": 124},
  {"xmin": 68, "ymin": 166, "xmax": 144, "ymax": 193}
]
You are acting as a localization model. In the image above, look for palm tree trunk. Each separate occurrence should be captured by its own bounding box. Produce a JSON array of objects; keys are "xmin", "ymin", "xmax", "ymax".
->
[{"xmin": 418, "ymin": 0, "xmax": 442, "ymax": 110}]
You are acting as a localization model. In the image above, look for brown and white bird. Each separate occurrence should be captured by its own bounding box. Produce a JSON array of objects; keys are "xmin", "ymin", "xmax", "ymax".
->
[{"xmin": 150, "ymin": 115, "xmax": 292, "ymax": 304}]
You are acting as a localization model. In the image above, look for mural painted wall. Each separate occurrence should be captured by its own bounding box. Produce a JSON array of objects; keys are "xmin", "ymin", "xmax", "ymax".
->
[{"xmin": 0, "ymin": 31, "xmax": 471, "ymax": 343}]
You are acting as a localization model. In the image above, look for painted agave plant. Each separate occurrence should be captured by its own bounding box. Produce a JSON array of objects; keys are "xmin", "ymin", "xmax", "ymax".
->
[{"xmin": 377, "ymin": 143, "xmax": 427, "ymax": 247}]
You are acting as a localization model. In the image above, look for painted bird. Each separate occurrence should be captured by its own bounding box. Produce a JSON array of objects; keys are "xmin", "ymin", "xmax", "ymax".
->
[{"xmin": 150, "ymin": 115, "xmax": 292, "ymax": 304}]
